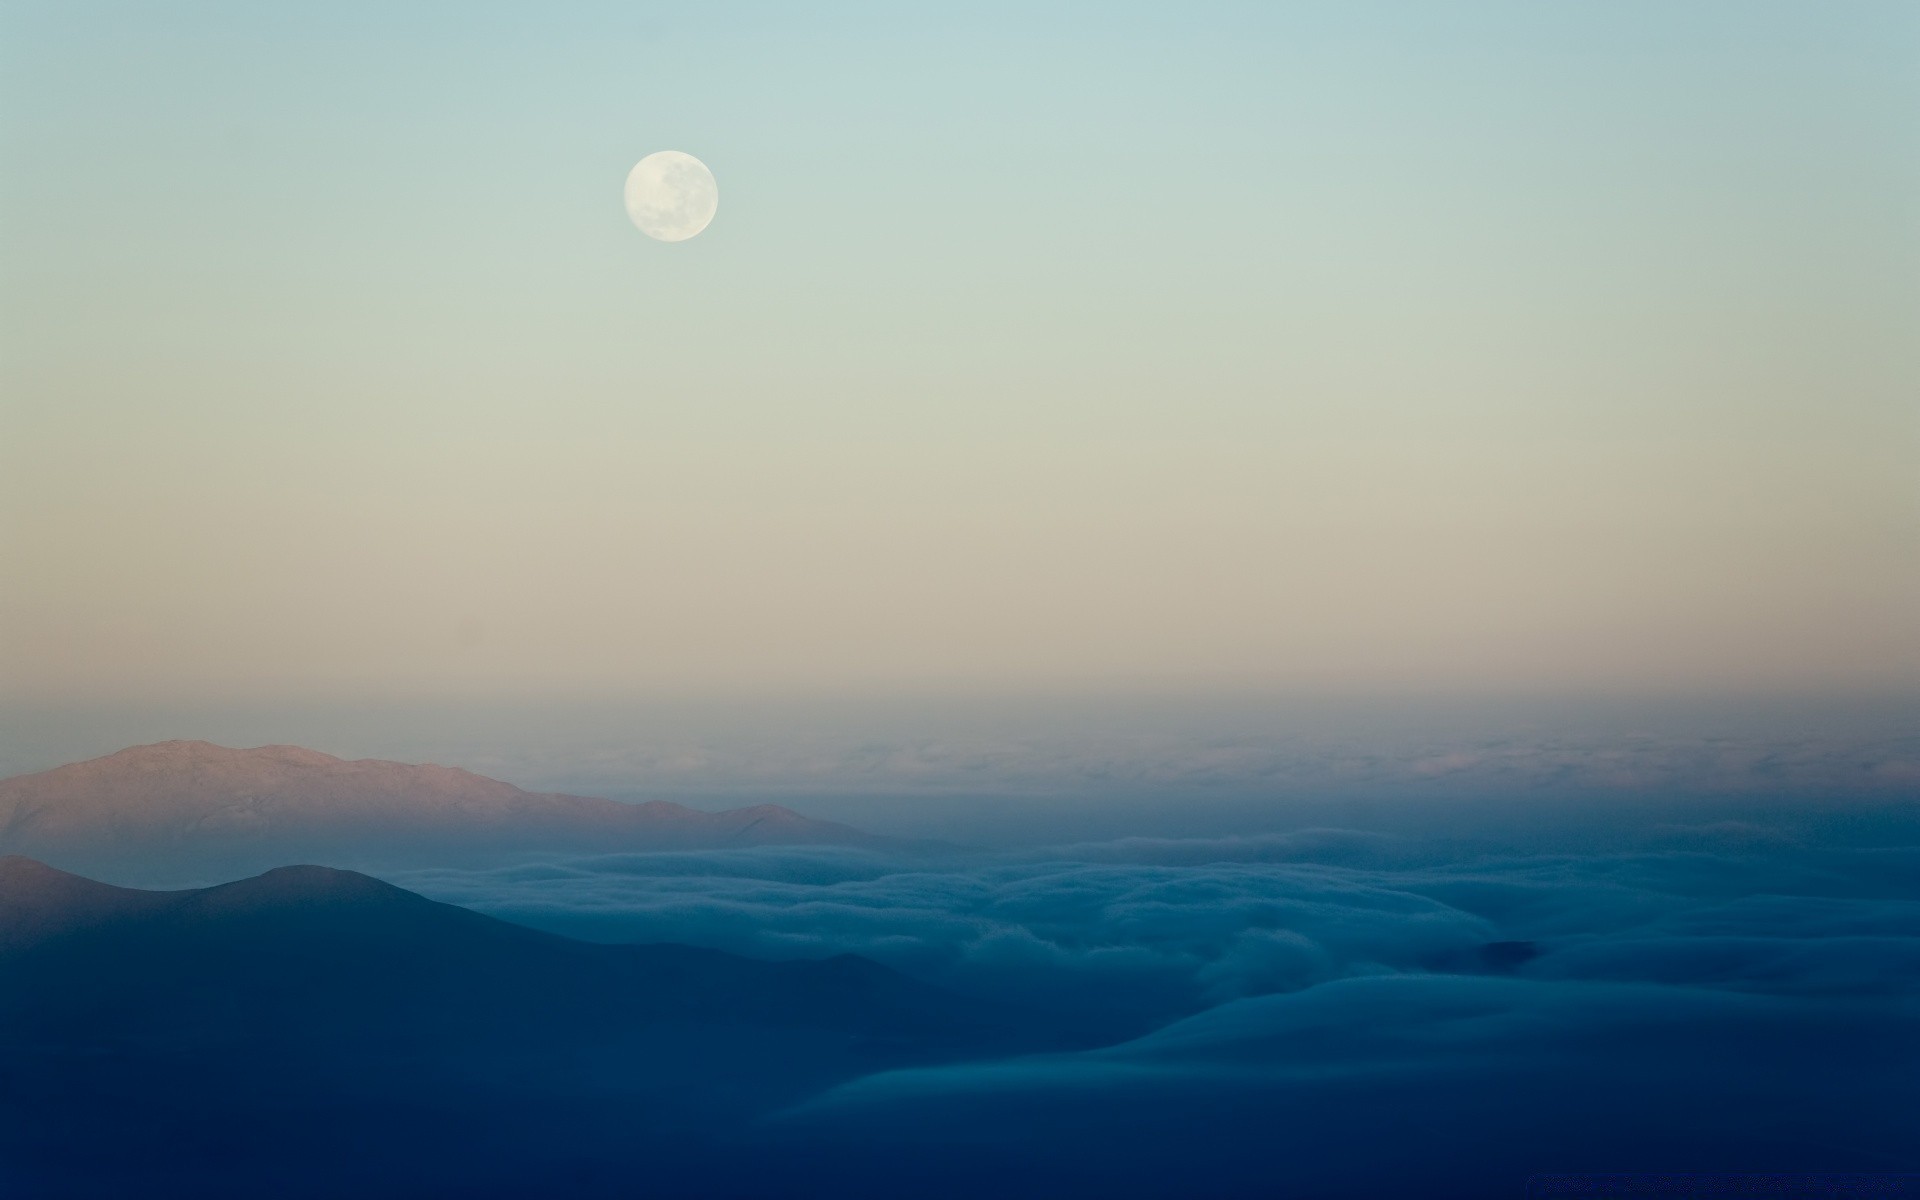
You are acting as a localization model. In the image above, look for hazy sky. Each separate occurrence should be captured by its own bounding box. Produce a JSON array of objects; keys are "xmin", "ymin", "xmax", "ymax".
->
[{"xmin": 4, "ymin": 1, "xmax": 1917, "ymax": 703}]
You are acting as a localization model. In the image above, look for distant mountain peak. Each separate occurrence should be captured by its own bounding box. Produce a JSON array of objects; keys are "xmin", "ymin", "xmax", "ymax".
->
[
  {"xmin": 192, "ymin": 863, "xmax": 429, "ymax": 913},
  {"xmin": 247, "ymin": 863, "xmax": 406, "ymax": 893},
  {"xmin": 0, "ymin": 741, "xmax": 879, "ymax": 880}
]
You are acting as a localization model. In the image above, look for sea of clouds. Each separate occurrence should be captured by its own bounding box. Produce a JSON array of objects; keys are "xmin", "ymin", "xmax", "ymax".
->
[
  {"xmin": 387, "ymin": 810, "xmax": 1920, "ymax": 1194},
  {"xmin": 391, "ymin": 809, "xmax": 1920, "ymax": 1028}
]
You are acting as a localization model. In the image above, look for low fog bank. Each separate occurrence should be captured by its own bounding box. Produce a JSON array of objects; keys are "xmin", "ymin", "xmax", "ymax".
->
[
  {"xmin": 764, "ymin": 972, "xmax": 1918, "ymax": 1198},
  {"xmin": 391, "ymin": 805, "xmax": 1920, "ymax": 1035},
  {"xmin": 380, "ymin": 806, "xmax": 1920, "ymax": 1194}
]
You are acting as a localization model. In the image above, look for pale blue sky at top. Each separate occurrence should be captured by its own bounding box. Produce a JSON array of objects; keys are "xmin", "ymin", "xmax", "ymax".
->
[{"xmin": 3, "ymin": 1, "xmax": 1917, "ymax": 700}]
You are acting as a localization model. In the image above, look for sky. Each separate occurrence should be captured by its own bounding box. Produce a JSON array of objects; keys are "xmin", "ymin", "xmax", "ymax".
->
[{"xmin": 3, "ymin": 1, "xmax": 1918, "ymax": 707}]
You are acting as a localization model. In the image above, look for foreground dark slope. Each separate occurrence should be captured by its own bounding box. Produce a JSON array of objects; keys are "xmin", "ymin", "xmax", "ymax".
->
[
  {"xmin": 0, "ymin": 740, "xmax": 877, "ymax": 881},
  {"xmin": 0, "ymin": 856, "xmax": 1058, "ymax": 1199}
]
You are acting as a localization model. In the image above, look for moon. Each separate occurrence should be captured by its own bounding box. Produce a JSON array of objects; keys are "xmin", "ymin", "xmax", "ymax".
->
[{"xmin": 624, "ymin": 151, "xmax": 718, "ymax": 242}]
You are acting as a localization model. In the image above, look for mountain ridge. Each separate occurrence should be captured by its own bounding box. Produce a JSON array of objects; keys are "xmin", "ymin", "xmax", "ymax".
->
[
  {"xmin": 0, "ymin": 740, "xmax": 879, "ymax": 882},
  {"xmin": 0, "ymin": 855, "xmax": 1062, "ymax": 1196}
]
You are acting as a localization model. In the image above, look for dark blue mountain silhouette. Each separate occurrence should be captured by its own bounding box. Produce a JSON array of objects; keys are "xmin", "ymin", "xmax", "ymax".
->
[{"xmin": 0, "ymin": 855, "xmax": 1064, "ymax": 1198}]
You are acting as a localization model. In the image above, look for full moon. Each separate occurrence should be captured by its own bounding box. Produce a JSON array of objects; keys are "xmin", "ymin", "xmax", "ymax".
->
[{"xmin": 624, "ymin": 151, "xmax": 718, "ymax": 242}]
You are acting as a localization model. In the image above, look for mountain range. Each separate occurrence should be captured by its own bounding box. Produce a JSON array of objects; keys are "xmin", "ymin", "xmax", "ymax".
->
[
  {"xmin": 0, "ymin": 740, "xmax": 874, "ymax": 881},
  {"xmin": 0, "ymin": 854, "xmax": 1054, "ymax": 1198}
]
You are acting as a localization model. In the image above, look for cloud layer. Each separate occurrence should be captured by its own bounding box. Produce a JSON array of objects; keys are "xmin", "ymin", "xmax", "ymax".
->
[
  {"xmin": 381, "ymin": 804, "xmax": 1920, "ymax": 1194},
  {"xmin": 393, "ymin": 812, "xmax": 1920, "ymax": 1036}
]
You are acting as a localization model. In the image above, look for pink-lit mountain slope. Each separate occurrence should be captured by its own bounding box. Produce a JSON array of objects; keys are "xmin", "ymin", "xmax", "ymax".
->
[{"xmin": 0, "ymin": 740, "xmax": 876, "ymax": 879}]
